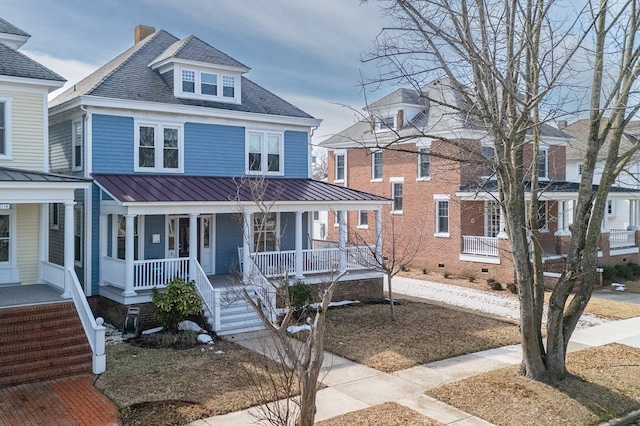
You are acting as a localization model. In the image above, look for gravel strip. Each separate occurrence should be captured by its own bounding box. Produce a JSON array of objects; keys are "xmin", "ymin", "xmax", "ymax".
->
[{"xmin": 388, "ymin": 276, "xmax": 608, "ymax": 329}]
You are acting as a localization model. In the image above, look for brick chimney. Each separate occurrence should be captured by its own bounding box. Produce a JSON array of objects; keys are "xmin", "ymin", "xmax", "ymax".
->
[
  {"xmin": 397, "ymin": 109, "xmax": 404, "ymax": 128},
  {"xmin": 134, "ymin": 25, "xmax": 155, "ymax": 44}
]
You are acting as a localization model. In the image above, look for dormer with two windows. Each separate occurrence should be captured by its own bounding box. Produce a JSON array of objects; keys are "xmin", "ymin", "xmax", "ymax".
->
[{"xmin": 149, "ymin": 35, "xmax": 250, "ymax": 105}]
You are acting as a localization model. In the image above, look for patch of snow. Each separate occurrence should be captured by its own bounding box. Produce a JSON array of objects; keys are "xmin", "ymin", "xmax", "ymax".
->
[
  {"xmin": 179, "ymin": 320, "xmax": 207, "ymax": 333},
  {"xmin": 141, "ymin": 326, "xmax": 164, "ymax": 335},
  {"xmin": 197, "ymin": 334, "xmax": 214, "ymax": 344},
  {"xmin": 389, "ymin": 276, "xmax": 608, "ymax": 329},
  {"xmin": 104, "ymin": 323, "xmax": 124, "ymax": 344},
  {"xmin": 611, "ymin": 283, "xmax": 626, "ymax": 292},
  {"xmin": 308, "ymin": 300, "xmax": 360, "ymax": 309},
  {"xmin": 287, "ymin": 324, "xmax": 311, "ymax": 334},
  {"xmin": 215, "ymin": 350, "xmax": 225, "ymax": 354}
]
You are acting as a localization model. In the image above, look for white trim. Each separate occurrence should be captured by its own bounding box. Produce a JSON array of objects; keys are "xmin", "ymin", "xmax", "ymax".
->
[
  {"xmin": 134, "ymin": 121, "xmax": 184, "ymax": 173},
  {"xmin": 0, "ymin": 95, "xmax": 12, "ymax": 160},
  {"xmin": 417, "ymin": 146, "xmax": 431, "ymax": 180},
  {"xmin": 537, "ymin": 146, "xmax": 549, "ymax": 180},
  {"xmin": 357, "ymin": 210, "xmax": 369, "ymax": 229},
  {"xmin": 391, "ymin": 178, "xmax": 404, "ymax": 214},
  {"xmin": 43, "ymin": 92, "xmax": 49, "ymax": 172},
  {"xmin": 85, "ymin": 188, "xmax": 92, "ymax": 296},
  {"xmin": 459, "ymin": 254, "xmax": 501, "ymax": 264},
  {"xmin": 150, "ymin": 56, "xmax": 250, "ymax": 74},
  {"xmin": 0, "ymin": 33, "xmax": 29, "ymax": 50},
  {"xmin": 371, "ymin": 150, "xmax": 382, "ymax": 181},
  {"xmin": 434, "ymin": 195, "xmax": 450, "ymax": 237},
  {"xmin": 0, "ymin": 75, "xmax": 64, "ymax": 90},
  {"xmin": 334, "ymin": 150, "xmax": 346, "ymax": 184},
  {"xmin": 74, "ymin": 203, "xmax": 83, "ymax": 267},
  {"xmin": 610, "ymin": 247, "xmax": 639, "ymax": 256},
  {"xmin": 245, "ymin": 129, "xmax": 284, "ymax": 175},
  {"xmin": 72, "ymin": 119, "xmax": 83, "ymax": 171},
  {"xmin": 0, "ymin": 206, "xmax": 19, "ymax": 284}
]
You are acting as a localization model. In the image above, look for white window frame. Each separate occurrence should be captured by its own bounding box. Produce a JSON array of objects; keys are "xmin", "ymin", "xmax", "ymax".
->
[
  {"xmin": 72, "ymin": 119, "xmax": 83, "ymax": 171},
  {"xmin": 607, "ymin": 199, "xmax": 615, "ymax": 216},
  {"xmin": 435, "ymin": 194, "xmax": 450, "ymax": 237},
  {"xmin": 358, "ymin": 210, "xmax": 369, "ymax": 229},
  {"xmin": 50, "ymin": 203, "xmax": 60, "ymax": 230},
  {"xmin": 376, "ymin": 115, "xmax": 395, "ymax": 132},
  {"xmin": 253, "ymin": 212, "xmax": 280, "ymax": 252},
  {"xmin": 417, "ymin": 148, "xmax": 431, "ymax": 180},
  {"xmin": 537, "ymin": 147, "xmax": 549, "ymax": 180},
  {"xmin": 181, "ymin": 69, "xmax": 196, "ymax": 93},
  {"xmin": 391, "ymin": 177, "xmax": 404, "ymax": 214},
  {"xmin": 245, "ymin": 130, "xmax": 284, "ymax": 175},
  {"xmin": 371, "ymin": 150, "xmax": 382, "ymax": 181},
  {"xmin": 0, "ymin": 96, "xmax": 12, "ymax": 160},
  {"xmin": 334, "ymin": 151, "xmax": 346, "ymax": 183},
  {"xmin": 177, "ymin": 66, "xmax": 241, "ymax": 103},
  {"xmin": 74, "ymin": 204, "xmax": 83, "ymax": 266},
  {"xmin": 333, "ymin": 210, "xmax": 343, "ymax": 228},
  {"xmin": 134, "ymin": 122, "xmax": 184, "ymax": 173},
  {"xmin": 0, "ymin": 206, "xmax": 16, "ymax": 265}
]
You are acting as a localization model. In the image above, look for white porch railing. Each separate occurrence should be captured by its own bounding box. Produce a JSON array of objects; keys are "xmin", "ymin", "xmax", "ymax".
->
[
  {"xmin": 246, "ymin": 245, "xmax": 375, "ymax": 278},
  {"xmin": 103, "ymin": 256, "xmax": 125, "ymax": 287},
  {"xmin": 609, "ymin": 230, "xmax": 637, "ymax": 249},
  {"xmin": 68, "ymin": 270, "xmax": 106, "ymax": 374},
  {"xmin": 40, "ymin": 261, "xmax": 65, "ymax": 290},
  {"xmin": 133, "ymin": 258, "xmax": 189, "ymax": 290},
  {"xmin": 462, "ymin": 236, "xmax": 499, "ymax": 257}
]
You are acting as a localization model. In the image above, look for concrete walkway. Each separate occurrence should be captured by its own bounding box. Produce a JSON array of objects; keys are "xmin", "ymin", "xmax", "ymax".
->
[{"xmin": 189, "ymin": 316, "xmax": 640, "ymax": 426}]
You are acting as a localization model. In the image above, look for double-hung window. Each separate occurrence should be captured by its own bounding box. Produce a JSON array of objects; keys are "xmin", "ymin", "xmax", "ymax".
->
[
  {"xmin": 418, "ymin": 148, "xmax": 430, "ymax": 179},
  {"xmin": 181, "ymin": 70, "xmax": 196, "ymax": 93},
  {"xmin": 253, "ymin": 212, "xmax": 278, "ymax": 252},
  {"xmin": 335, "ymin": 153, "xmax": 345, "ymax": 182},
  {"xmin": 201, "ymin": 72, "xmax": 218, "ymax": 95},
  {"xmin": 358, "ymin": 210, "xmax": 369, "ymax": 228},
  {"xmin": 435, "ymin": 196, "xmax": 450, "ymax": 236},
  {"xmin": 391, "ymin": 179, "xmax": 404, "ymax": 213},
  {"xmin": 180, "ymin": 68, "xmax": 238, "ymax": 101},
  {"xmin": 372, "ymin": 151, "xmax": 382, "ymax": 180},
  {"xmin": 72, "ymin": 120, "xmax": 82, "ymax": 171},
  {"xmin": 537, "ymin": 147, "xmax": 548, "ymax": 179},
  {"xmin": 0, "ymin": 96, "xmax": 11, "ymax": 158},
  {"xmin": 223, "ymin": 76, "xmax": 235, "ymax": 98},
  {"xmin": 247, "ymin": 131, "xmax": 282, "ymax": 174},
  {"xmin": 136, "ymin": 123, "xmax": 182, "ymax": 172},
  {"xmin": 74, "ymin": 205, "xmax": 83, "ymax": 265}
]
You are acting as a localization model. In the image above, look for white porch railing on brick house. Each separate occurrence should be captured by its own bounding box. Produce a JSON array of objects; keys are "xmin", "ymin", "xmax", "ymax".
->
[
  {"xmin": 609, "ymin": 229, "xmax": 637, "ymax": 249},
  {"xmin": 462, "ymin": 236, "xmax": 499, "ymax": 257}
]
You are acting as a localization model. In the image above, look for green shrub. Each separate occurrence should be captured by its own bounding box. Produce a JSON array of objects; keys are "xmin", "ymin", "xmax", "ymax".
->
[
  {"xmin": 629, "ymin": 262, "xmax": 640, "ymax": 277},
  {"xmin": 152, "ymin": 278, "xmax": 203, "ymax": 330},
  {"xmin": 614, "ymin": 263, "xmax": 633, "ymax": 279},
  {"xmin": 601, "ymin": 266, "xmax": 615, "ymax": 281},
  {"xmin": 289, "ymin": 279, "xmax": 313, "ymax": 311}
]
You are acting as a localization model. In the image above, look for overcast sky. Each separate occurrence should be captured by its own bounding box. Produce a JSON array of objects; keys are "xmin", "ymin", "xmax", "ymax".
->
[{"xmin": 3, "ymin": 1, "xmax": 393, "ymax": 144}]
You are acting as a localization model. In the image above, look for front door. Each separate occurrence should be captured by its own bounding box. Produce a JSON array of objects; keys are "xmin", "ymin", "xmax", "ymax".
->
[{"xmin": 167, "ymin": 216, "xmax": 213, "ymax": 273}]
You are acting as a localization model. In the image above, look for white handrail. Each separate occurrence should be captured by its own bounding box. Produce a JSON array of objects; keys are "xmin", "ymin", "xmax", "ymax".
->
[
  {"xmin": 462, "ymin": 236, "xmax": 499, "ymax": 256},
  {"xmin": 40, "ymin": 261, "xmax": 65, "ymax": 290},
  {"xmin": 67, "ymin": 270, "xmax": 105, "ymax": 374},
  {"xmin": 609, "ymin": 230, "xmax": 636, "ymax": 249},
  {"xmin": 191, "ymin": 261, "xmax": 223, "ymax": 332}
]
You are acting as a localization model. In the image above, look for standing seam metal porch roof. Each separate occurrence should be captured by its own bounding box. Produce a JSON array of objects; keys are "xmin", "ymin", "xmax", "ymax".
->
[{"xmin": 92, "ymin": 174, "xmax": 389, "ymax": 204}]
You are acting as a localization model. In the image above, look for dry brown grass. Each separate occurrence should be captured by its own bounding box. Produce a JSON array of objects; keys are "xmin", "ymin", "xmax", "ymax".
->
[
  {"xmin": 427, "ymin": 344, "xmax": 640, "ymax": 426},
  {"xmin": 320, "ymin": 301, "xmax": 520, "ymax": 372},
  {"xmin": 96, "ymin": 339, "xmax": 297, "ymax": 426},
  {"xmin": 316, "ymin": 402, "xmax": 445, "ymax": 425},
  {"xmin": 622, "ymin": 279, "xmax": 640, "ymax": 293}
]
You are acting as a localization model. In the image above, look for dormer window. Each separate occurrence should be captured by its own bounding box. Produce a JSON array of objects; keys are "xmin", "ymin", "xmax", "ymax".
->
[
  {"xmin": 376, "ymin": 116, "xmax": 395, "ymax": 132},
  {"xmin": 201, "ymin": 72, "xmax": 218, "ymax": 95},
  {"xmin": 223, "ymin": 76, "xmax": 235, "ymax": 97},
  {"xmin": 176, "ymin": 67, "xmax": 240, "ymax": 103},
  {"xmin": 181, "ymin": 70, "xmax": 195, "ymax": 93}
]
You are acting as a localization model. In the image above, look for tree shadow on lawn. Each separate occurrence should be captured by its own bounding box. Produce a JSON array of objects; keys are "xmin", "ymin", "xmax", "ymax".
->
[{"xmin": 316, "ymin": 301, "xmax": 521, "ymax": 373}]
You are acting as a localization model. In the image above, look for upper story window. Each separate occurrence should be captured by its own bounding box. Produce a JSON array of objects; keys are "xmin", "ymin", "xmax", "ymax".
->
[
  {"xmin": 537, "ymin": 147, "xmax": 548, "ymax": 179},
  {"xmin": 135, "ymin": 123, "xmax": 183, "ymax": 173},
  {"xmin": 391, "ymin": 179, "xmax": 404, "ymax": 214},
  {"xmin": 418, "ymin": 148, "xmax": 430, "ymax": 179},
  {"xmin": 247, "ymin": 131, "xmax": 283, "ymax": 175},
  {"xmin": 335, "ymin": 152, "xmax": 345, "ymax": 182},
  {"xmin": 72, "ymin": 120, "xmax": 82, "ymax": 171},
  {"xmin": 372, "ymin": 151, "xmax": 382, "ymax": 181},
  {"xmin": 0, "ymin": 96, "xmax": 12, "ymax": 159},
  {"xmin": 178, "ymin": 67, "xmax": 239, "ymax": 102},
  {"xmin": 376, "ymin": 116, "xmax": 395, "ymax": 132}
]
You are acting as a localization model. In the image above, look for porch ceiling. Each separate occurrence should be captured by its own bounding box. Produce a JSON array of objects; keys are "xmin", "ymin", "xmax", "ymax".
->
[{"xmin": 93, "ymin": 174, "xmax": 389, "ymax": 209}]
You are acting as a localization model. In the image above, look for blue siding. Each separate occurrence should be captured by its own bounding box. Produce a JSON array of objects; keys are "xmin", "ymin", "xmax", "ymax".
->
[
  {"xmin": 184, "ymin": 123, "xmax": 245, "ymax": 176},
  {"xmin": 144, "ymin": 215, "xmax": 165, "ymax": 259},
  {"xmin": 49, "ymin": 120, "xmax": 72, "ymax": 173},
  {"xmin": 92, "ymin": 114, "xmax": 134, "ymax": 173},
  {"xmin": 216, "ymin": 214, "xmax": 243, "ymax": 274},
  {"xmin": 284, "ymin": 131, "xmax": 309, "ymax": 178}
]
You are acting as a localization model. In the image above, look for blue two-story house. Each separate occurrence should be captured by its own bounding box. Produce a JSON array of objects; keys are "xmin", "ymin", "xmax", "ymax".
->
[{"xmin": 48, "ymin": 26, "xmax": 386, "ymax": 334}]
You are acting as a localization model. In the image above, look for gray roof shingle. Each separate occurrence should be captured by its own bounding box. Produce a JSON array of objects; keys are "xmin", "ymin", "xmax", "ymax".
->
[
  {"xmin": 0, "ymin": 17, "xmax": 29, "ymax": 37},
  {"xmin": 50, "ymin": 29, "xmax": 313, "ymax": 119},
  {"xmin": 152, "ymin": 35, "xmax": 249, "ymax": 71},
  {"xmin": 0, "ymin": 42, "xmax": 65, "ymax": 82}
]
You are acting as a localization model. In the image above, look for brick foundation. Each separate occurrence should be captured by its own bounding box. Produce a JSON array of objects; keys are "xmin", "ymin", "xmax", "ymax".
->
[{"xmin": 90, "ymin": 296, "xmax": 160, "ymax": 330}]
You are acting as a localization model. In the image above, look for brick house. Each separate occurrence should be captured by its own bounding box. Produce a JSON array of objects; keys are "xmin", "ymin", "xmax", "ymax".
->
[{"xmin": 320, "ymin": 79, "xmax": 640, "ymax": 282}]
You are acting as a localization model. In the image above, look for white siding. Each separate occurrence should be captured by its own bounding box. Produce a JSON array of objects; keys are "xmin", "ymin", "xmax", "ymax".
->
[{"xmin": 16, "ymin": 204, "xmax": 40, "ymax": 284}]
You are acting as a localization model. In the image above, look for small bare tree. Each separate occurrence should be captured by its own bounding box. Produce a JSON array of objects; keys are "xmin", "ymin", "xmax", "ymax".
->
[{"xmin": 232, "ymin": 175, "xmax": 345, "ymax": 426}]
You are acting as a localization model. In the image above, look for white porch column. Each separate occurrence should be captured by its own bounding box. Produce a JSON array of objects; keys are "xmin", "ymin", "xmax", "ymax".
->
[
  {"xmin": 123, "ymin": 214, "xmax": 136, "ymax": 296},
  {"xmin": 295, "ymin": 211, "xmax": 304, "ymax": 278},
  {"xmin": 38, "ymin": 204, "xmax": 48, "ymax": 283},
  {"xmin": 375, "ymin": 209, "xmax": 382, "ymax": 265},
  {"xmin": 338, "ymin": 211, "xmax": 346, "ymax": 272},
  {"xmin": 62, "ymin": 201, "xmax": 75, "ymax": 298},
  {"xmin": 189, "ymin": 213, "xmax": 198, "ymax": 280},
  {"xmin": 99, "ymin": 214, "xmax": 108, "ymax": 286},
  {"xmin": 242, "ymin": 211, "xmax": 251, "ymax": 283},
  {"xmin": 629, "ymin": 200, "xmax": 638, "ymax": 230},
  {"xmin": 555, "ymin": 200, "xmax": 570, "ymax": 236}
]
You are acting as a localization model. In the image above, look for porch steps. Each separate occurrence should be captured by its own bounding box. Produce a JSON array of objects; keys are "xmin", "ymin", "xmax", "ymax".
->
[
  {"xmin": 205, "ymin": 288, "xmax": 264, "ymax": 336},
  {"xmin": 0, "ymin": 302, "xmax": 92, "ymax": 387}
]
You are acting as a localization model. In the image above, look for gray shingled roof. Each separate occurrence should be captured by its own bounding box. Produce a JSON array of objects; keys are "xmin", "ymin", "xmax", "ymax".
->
[
  {"xmin": 0, "ymin": 166, "xmax": 90, "ymax": 183},
  {"xmin": 93, "ymin": 174, "xmax": 389, "ymax": 204},
  {"xmin": 152, "ymin": 35, "xmax": 249, "ymax": 71},
  {"xmin": 0, "ymin": 42, "xmax": 65, "ymax": 82},
  {"xmin": 0, "ymin": 17, "xmax": 29, "ymax": 37},
  {"xmin": 50, "ymin": 29, "xmax": 313, "ymax": 119},
  {"xmin": 563, "ymin": 119, "xmax": 640, "ymax": 161},
  {"xmin": 321, "ymin": 79, "xmax": 567, "ymax": 148}
]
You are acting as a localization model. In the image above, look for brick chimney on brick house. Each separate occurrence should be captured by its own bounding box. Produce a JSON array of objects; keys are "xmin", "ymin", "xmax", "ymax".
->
[
  {"xmin": 397, "ymin": 109, "xmax": 404, "ymax": 128},
  {"xmin": 134, "ymin": 25, "xmax": 155, "ymax": 44}
]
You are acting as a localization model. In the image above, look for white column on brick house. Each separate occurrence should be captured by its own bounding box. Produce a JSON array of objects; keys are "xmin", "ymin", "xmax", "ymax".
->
[
  {"xmin": 338, "ymin": 210, "xmax": 347, "ymax": 272},
  {"xmin": 242, "ymin": 211, "xmax": 251, "ymax": 283},
  {"xmin": 497, "ymin": 204, "xmax": 507, "ymax": 239},
  {"xmin": 62, "ymin": 201, "xmax": 75, "ymax": 298},
  {"xmin": 555, "ymin": 200, "xmax": 570, "ymax": 236},
  {"xmin": 189, "ymin": 213, "xmax": 198, "ymax": 280},
  {"xmin": 123, "ymin": 214, "xmax": 136, "ymax": 296},
  {"xmin": 629, "ymin": 200, "xmax": 638, "ymax": 230},
  {"xmin": 38, "ymin": 204, "xmax": 48, "ymax": 283},
  {"xmin": 295, "ymin": 211, "xmax": 304, "ymax": 278},
  {"xmin": 375, "ymin": 209, "xmax": 383, "ymax": 265}
]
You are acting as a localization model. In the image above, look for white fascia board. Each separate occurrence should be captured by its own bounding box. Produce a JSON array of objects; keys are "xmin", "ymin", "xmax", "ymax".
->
[
  {"xmin": 0, "ymin": 186, "xmax": 83, "ymax": 203},
  {"xmin": 0, "ymin": 75, "xmax": 64, "ymax": 90},
  {"xmin": 0, "ymin": 33, "xmax": 29, "ymax": 50},
  {"xmin": 51, "ymin": 95, "xmax": 322, "ymax": 129},
  {"xmin": 154, "ymin": 58, "xmax": 251, "ymax": 74}
]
